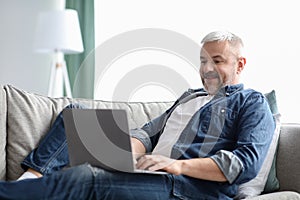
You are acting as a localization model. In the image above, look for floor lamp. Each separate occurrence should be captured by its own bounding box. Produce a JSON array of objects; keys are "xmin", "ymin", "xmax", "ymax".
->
[{"xmin": 34, "ymin": 9, "xmax": 84, "ymax": 98}]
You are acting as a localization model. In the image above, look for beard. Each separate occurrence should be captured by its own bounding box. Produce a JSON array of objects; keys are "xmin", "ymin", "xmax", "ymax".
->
[
  {"xmin": 201, "ymin": 71, "xmax": 223, "ymax": 95},
  {"xmin": 201, "ymin": 68, "xmax": 237, "ymax": 95},
  {"xmin": 203, "ymin": 78, "xmax": 223, "ymax": 95}
]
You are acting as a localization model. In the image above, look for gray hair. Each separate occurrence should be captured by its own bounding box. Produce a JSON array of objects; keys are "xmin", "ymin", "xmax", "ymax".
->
[{"xmin": 201, "ymin": 31, "xmax": 244, "ymax": 47}]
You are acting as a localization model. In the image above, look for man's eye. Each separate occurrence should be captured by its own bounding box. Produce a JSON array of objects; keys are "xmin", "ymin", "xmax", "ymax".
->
[
  {"xmin": 200, "ymin": 60, "xmax": 207, "ymax": 65},
  {"xmin": 213, "ymin": 60, "xmax": 223, "ymax": 64}
]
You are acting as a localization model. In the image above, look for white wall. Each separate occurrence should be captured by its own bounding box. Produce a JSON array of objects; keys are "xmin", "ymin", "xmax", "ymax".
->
[
  {"xmin": 95, "ymin": 0, "xmax": 300, "ymax": 123},
  {"xmin": 0, "ymin": 0, "xmax": 65, "ymax": 95},
  {"xmin": 1, "ymin": 1, "xmax": 298, "ymax": 123}
]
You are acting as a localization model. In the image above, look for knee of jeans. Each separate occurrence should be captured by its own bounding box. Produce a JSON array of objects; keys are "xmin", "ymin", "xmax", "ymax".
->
[
  {"xmin": 67, "ymin": 164, "xmax": 94, "ymax": 180},
  {"xmin": 64, "ymin": 103, "xmax": 87, "ymax": 109},
  {"xmin": 54, "ymin": 164, "xmax": 94, "ymax": 194}
]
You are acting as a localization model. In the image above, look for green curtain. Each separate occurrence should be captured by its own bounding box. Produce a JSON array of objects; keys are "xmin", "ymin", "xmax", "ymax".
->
[{"xmin": 65, "ymin": 0, "xmax": 94, "ymax": 98}]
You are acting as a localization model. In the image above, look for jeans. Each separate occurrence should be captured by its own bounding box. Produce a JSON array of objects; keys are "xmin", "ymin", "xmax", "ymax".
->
[
  {"xmin": 0, "ymin": 104, "xmax": 179, "ymax": 200},
  {"xmin": 1, "ymin": 164, "xmax": 176, "ymax": 200},
  {"xmin": 20, "ymin": 104, "xmax": 77, "ymax": 175}
]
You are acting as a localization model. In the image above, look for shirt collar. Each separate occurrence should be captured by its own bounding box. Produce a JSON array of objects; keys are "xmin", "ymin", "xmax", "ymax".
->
[
  {"xmin": 219, "ymin": 84, "xmax": 244, "ymax": 97},
  {"xmin": 187, "ymin": 84, "xmax": 244, "ymax": 98}
]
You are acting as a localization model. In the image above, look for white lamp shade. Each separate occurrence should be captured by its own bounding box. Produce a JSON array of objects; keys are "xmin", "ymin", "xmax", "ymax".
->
[{"xmin": 34, "ymin": 9, "xmax": 84, "ymax": 54}]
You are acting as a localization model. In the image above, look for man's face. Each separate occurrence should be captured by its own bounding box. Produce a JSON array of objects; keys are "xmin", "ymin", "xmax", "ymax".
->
[{"xmin": 200, "ymin": 41, "xmax": 241, "ymax": 95}]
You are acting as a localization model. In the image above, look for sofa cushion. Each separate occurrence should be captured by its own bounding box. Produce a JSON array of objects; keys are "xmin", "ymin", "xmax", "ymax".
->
[
  {"xmin": 263, "ymin": 143, "xmax": 280, "ymax": 193},
  {"xmin": 263, "ymin": 90, "xmax": 281, "ymax": 192},
  {"xmin": 4, "ymin": 84, "xmax": 173, "ymax": 180},
  {"xmin": 5, "ymin": 85, "xmax": 71, "ymax": 180},
  {"xmin": 247, "ymin": 191, "xmax": 300, "ymax": 200},
  {"xmin": 265, "ymin": 90, "xmax": 279, "ymax": 115},
  {"xmin": 0, "ymin": 85, "xmax": 7, "ymax": 180}
]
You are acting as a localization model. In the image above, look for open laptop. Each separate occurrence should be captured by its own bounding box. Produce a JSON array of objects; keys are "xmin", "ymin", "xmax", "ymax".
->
[{"xmin": 62, "ymin": 108, "xmax": 166, "ymax": 175}]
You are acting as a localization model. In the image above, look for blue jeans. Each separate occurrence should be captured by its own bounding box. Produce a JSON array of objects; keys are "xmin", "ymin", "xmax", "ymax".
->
[
  {"xmin": 0, "ymin": 104, "xmax": 179, "ymax": 200},
  {"xmin": 20, "ymin": 104, "xmax": 77, "ymax": 175},
  {"xmin": 1, "ymin": 164, "xmax": 176, "ymax": 199}
]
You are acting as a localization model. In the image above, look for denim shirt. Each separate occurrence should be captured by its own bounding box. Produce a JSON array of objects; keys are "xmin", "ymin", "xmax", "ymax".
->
[{"xmin": 131, "ymin": 84, "xmax": 275, "ymax": 199}]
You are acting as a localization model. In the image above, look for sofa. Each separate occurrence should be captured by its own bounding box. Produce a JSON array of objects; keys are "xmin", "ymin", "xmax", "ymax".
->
[{"xmin": 0, "ymin": 84, "xmax": 299, "ymax": 199}]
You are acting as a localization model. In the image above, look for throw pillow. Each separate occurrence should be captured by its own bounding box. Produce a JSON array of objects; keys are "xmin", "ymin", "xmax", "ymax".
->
[
  {"xmin": 263, "ymin": 143, "xmax": 280, "ymax": 193},
  {"xmin": 235, "ymin": 90, "xmax": 280, "ymax": 199},
  {"xmin": 263, "ymin": 90, "xmax": 280, "ymax": 193},
  {"xmin": 265, "ymin": 90, "xmax": 279, "ymax": 115}
]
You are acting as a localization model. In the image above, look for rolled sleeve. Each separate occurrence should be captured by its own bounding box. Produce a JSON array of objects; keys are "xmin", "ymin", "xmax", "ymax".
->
[
  {"xmin": 130, "ymin": 128, "xmax": 152, "ymax": 152},
  {"xmin": 210, "ymin": 150, "xmax": 244, "ymax": 184}
]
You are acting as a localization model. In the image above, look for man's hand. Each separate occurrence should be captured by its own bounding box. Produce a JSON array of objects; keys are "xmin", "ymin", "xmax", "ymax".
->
[
  {"xmin": 136, "ymin": 154, "xmax": 227, "ymax": 182},
  {"xmin": 131, "ymin": 137, "xmax": 227, "ymax": 182},
  {"xmin": 136, "ymin": 154, "xmax": 183, "ymax": 175}
]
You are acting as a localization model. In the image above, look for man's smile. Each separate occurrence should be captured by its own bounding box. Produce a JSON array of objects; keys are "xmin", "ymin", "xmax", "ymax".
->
[{"xmin": 203, "ymin": 72, "xmax": 219, "ymax": 80}]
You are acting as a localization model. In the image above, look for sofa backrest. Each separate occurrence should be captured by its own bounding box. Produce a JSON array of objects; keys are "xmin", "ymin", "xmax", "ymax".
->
[{"xmin": 1, "ymin": 84, "xmax": 173, "ymax": 180}]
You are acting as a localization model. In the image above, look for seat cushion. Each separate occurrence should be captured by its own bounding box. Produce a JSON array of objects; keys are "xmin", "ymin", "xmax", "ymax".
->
[{"xmin": 247, "ymin": 191, "xmax": 300, "ymax": 200}]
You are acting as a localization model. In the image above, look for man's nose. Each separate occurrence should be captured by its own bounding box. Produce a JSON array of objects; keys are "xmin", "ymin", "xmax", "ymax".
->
[{"xmin": 201, "ymin": 61, "xmax": 216, "ymax": 72}]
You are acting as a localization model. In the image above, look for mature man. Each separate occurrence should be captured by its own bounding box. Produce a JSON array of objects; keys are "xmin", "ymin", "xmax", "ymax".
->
[{"xmin": 0, "ymin": 31, "xmax": 275, "ymax": 199}]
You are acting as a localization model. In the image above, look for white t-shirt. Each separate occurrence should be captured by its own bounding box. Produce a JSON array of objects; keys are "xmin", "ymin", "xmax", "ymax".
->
[{"xmin": 152, "ymin": 95, "xmax": 213, "ymax": 157}]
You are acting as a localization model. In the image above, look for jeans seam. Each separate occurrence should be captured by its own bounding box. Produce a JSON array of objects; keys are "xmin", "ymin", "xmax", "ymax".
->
[{"xmin": 40, "ymin": 140, "xmax": 68, "ymax": 174}]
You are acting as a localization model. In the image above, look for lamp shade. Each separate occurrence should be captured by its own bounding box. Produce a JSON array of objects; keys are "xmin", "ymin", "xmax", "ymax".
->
[{"xmin": 34, "ymin": 9, "xmax": 84, "ymax": 54}]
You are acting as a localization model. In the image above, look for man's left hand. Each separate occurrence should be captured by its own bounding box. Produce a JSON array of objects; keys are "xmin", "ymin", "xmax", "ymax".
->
[{"xmin": 136, "ymin": 154, "xmax": 183, "ymax": 175}]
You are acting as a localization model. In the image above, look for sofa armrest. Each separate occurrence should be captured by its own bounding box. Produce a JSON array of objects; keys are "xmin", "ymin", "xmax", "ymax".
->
[{"xmin": 277, "ymin": 123, "xmax": 300, "ymax": 193}]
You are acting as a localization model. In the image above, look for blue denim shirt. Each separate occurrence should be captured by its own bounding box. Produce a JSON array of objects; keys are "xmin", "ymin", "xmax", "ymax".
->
[{"xmin": 131, "ymin": 84, "xmax": 275, "ymax": 199}]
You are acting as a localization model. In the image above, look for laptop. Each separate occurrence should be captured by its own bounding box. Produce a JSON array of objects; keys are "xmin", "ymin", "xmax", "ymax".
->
[{"xmin": 62, "ymin": 108, "xmax": 167, "ymax": 175}]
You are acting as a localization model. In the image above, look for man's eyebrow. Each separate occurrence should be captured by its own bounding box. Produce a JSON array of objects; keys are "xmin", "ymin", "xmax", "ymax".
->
[
  {"xmin": 200, "ymin": 55, "xmax": 224, "ymax": 60},
  {"xmin": 211, "ymin": 55, "xmax": 225, "ymax": 59}
]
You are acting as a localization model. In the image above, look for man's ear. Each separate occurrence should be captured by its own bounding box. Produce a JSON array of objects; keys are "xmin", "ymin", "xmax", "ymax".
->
[{"xmin": 237, "ymin": 57, "xmax": 246, "ymax": 74}]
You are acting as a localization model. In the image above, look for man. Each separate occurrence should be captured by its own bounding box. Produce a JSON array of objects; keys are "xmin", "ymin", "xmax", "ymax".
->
[{"xmin": 0, "ymin": 31, "xmax": 275, "ymax": 199}]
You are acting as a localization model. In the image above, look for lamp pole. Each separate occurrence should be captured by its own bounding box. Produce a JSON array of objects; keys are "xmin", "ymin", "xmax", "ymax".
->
[{"xmin": 48, "ymin": 51, "xmax": 72, "ymax": 98}]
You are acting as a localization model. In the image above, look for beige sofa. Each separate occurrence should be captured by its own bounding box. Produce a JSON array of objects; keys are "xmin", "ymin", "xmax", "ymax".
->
[{"xmin": 0, "ymin": 84, "xmax": 299, "ymax": 199}]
